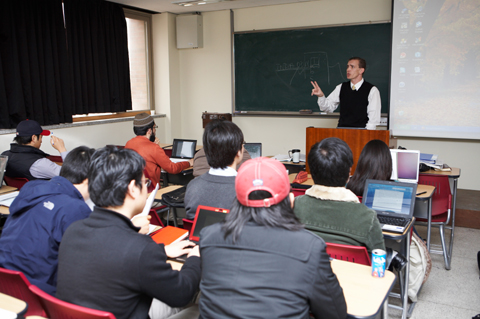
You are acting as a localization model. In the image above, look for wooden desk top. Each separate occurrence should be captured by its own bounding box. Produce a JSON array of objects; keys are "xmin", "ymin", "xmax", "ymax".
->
[
  {"xmin": 167, "ymin": 259, "xmax": 395, "ymax": 319},
  {"xmin": 421, "ymin": 167, "xmax": 460, "ymax": 178},
  {"xmin": 0, "ymin": 292, "xmax": 28, "ymax": 317},
  {"xmin": 154, "ymin": 185, "xmax": 183, "ymax": 201},
  {"xmin": 416, "ymin": 184, "xmax": 435, "ymax": 199},
  {"xmin": 0, "ymin": 186, "xmax": 17, "ymax": 195}
]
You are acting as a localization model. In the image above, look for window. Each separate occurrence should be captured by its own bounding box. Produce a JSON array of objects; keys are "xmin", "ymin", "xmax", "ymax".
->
[{"xmin": 124, "ymin": 9, "xmax": 153, "ymax": 111}]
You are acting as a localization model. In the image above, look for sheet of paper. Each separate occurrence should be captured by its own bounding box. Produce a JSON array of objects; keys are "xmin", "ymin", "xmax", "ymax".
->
[
  {"xmin": 139, "ymin": 183, "xmax": 159, "ymax": 217},
  {"xmin": 0, "ymin": 191, "xmax": 19, "ymax": 207}
]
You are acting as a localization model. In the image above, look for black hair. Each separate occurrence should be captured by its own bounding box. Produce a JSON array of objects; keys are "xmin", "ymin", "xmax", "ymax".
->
[
  {"xmin": 349, "ymin": 57, "xmax": 366, "ymax": 71},
  {"xmin": 13, "ymin": 134, "xmax": 38, "ymax": 145},
  {"xmin": 60, "ymin": 146, "xmax": 95, "ymax": 184},
  {"xmin": 203, "ymin": 120, "xmax": 244, "ymax": 169},
  {"xmin": 88, "ymin": 146, "xmax": 145, "ymax": 208},
  {"xmin": 308, "ymin": 137, "xmax": 353, "ymax": 187},
  {"xmin": 222, "ymin": 190, "xmax": 303, "ymax": 242},
  {"xmin": 346, "ymin": 140, "xmax": 392, "ymax": 196},
  {"xmin": 133, "ymin": 122, "xmax": 155, "ymax": 136}
]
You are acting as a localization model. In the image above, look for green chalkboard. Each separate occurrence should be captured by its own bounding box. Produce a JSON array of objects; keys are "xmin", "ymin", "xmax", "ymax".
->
[{"xmin": 234, "ymin": 23, "xmax": 391, "ymax": 115}]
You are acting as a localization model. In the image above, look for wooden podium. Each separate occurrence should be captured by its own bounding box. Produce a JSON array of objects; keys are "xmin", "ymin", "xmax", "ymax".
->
[{"xmin": 305, "ymin": 127, "xmax": 395, "ymax": 173}]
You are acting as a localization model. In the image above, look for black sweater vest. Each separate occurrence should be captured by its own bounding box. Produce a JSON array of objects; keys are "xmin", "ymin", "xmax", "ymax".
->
[
  {"xmin": 338, "ymin": 81, "xmax": 373, "ymax": 128},
  {"xmin": 2, "ymin": 144, "xmax": 49, "ymax": 180}
]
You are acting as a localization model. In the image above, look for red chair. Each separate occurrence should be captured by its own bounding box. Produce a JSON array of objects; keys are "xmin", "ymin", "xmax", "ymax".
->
[
  {"xmin": 182, "ymin": 218, "xmax": 194, "ymax": 233},
  {"xmin": 29, "ymin": 285, "xmax": 116, "ymax": 319},
  {"xmin": 416, "ymin": 174, "xmax": 452, "ymax": 270},
  {"xmin": 4, "ymin": 176, "xmax": 29, "ymax": 190},
  {"xmin": 46, "ymin": 155, "xmax": 63, "ymax": 163},
  {"xmin": 149, "ymin": 209, "xmax": 165, "ymax": 227},
  {"xmin": 325, "ymin": 242, "xmax": 371, "ymax": 266},
  {"xmin": 0, "ymin": 267, "xmax": 47, "ymax": 317},
  {"xmin": 291, "ymin": 188, "xmax": 306, "ymax": 197}
]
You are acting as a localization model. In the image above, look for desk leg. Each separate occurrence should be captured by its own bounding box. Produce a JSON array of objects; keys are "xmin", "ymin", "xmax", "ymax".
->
[
  {"xmin": 402, "ymin": 231, "xmax": 411, "ymax": 319},
  {"xmin": 445, "ymin": 177, "xmax": 458, "ymax": 270}
]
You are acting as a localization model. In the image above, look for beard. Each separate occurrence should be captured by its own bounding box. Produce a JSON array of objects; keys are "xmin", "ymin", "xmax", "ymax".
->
[{"xmin": 149, "ymin": 132, "xmax": 156, "ymax": 143}]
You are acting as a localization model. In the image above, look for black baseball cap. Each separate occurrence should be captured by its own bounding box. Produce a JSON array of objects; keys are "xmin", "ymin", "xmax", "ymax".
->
[{"xmin": 16, "ymin": 120, "xmax": 50, "ymax": 137}]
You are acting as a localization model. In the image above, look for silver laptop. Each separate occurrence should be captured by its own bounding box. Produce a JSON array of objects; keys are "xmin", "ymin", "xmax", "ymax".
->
[
  {"xmin": 0, "ymin": 155, "xmax": 8, "ymax": 188},
  {"xmin": 244, "ymin": 143, "xmax": 262, "ymax": 159},
  {"xmin": 390, "ymin": 149, "xmax": 420, "ymax": 183},
  {"xmin": 170, "ymin": 139, "xmax": 197, "ymax": 163},
  {"xmin": 362, "ymin": 179, "xmax": 417, "ymax": 233}
]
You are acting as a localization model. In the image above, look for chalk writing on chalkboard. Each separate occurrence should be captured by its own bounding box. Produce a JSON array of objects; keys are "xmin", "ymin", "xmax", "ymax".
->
[{"xmin": 275, "ymin": 52, "xmax": 347, "ymax": 86}]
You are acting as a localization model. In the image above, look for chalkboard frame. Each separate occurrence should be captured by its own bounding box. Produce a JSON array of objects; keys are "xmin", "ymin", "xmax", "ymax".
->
[{"xmin": 232, "ymin": 21, "xmax": 392, "ymax": 117}]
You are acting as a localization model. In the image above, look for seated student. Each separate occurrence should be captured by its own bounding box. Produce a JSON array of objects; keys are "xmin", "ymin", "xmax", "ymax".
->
[
  {"xmin": 184, "ymin": 120, "xmax": 244, "ymax": 220},
  {"xmin": 125, "ymin": 113, "xmax": 193, "ymax": 187},
  {"xmin": 56, "ymin": 147, "xmax": 201, "ymax": 319},
  {"xmin": 199, "ymin": 157, "xmax": 347, "ymax": 319},
  {"xmin": 2, "ymin": 119, "xmax": 68, "ymax": 180},
  {"xmin": 0, "ymin": 146, "xmax": 94, "ymax": 296},
  {"xmin": 346, "ymin": 139, "xmax": 392, "ymax": 197},
  {"xmin": 192, "ymin": 147, "xmax": 251, "ymax": 177},
  {"xmin": 294, "ymin": 137, "xmax": 385, "ymax": 254}
]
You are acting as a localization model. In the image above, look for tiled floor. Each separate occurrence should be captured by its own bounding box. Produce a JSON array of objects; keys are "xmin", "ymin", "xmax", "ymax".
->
[{"xmin": 388, "ymin": 225, "xmax": 480, "ymax": 319}]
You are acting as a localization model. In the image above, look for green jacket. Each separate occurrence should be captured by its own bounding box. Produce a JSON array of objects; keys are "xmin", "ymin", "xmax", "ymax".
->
[{"xmin": 294, "ymin": 185, "xmax": 385, "ymax": 254}]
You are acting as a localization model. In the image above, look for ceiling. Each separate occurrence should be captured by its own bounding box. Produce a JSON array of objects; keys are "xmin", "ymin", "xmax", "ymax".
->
[{"xmin": 109, "ymin": 0, "xmax": 319, "ymax": 14}]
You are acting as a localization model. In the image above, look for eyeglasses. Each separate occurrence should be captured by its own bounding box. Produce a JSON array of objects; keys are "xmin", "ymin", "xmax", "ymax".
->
[
  {"xmin": 144, "ymin": 179, "xmax": 152, "ymax": 188},
  {"xmin": 153, "ymin": 125, "xmax": 158, "ymax": 129}
]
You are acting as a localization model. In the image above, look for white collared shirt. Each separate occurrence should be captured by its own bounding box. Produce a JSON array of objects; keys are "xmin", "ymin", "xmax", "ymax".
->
[{"xmin": 209, "ymin": 166, "xmax": 237, "ymax": 177}]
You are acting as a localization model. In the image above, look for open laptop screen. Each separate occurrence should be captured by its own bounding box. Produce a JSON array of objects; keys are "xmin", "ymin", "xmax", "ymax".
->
[
  {"xmin": 190, "ymin": 206, "xmax": 229, "ymax": 242},
  {"xmin": 0, "ymin": 155, "xmax": 8, "ymax": 187},
  {"xmin": 362, "ymin": 179, "xmax": 416, "ymax": 218},
  {"xmin": 244, "ymin": 143, "xmax": 262, "ymax": 159},
  {"xmin": 171, "ymin": 139, "xmax": 197, "ymax": 159},
  {"xmin": 390, "ymin": 149, "xmax": 420, "ymax": 183}
]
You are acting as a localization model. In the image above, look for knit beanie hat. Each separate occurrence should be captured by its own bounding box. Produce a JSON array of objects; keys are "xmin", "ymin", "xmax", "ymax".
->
[{"xmin": 134, "ymin": 113, "xmax": 154, "ymax": 128}]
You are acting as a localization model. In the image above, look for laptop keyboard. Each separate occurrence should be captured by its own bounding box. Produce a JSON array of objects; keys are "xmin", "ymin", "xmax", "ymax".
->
[{"xmin": 377, "ymin": 215, "xmax": 410, "ymax": 227}]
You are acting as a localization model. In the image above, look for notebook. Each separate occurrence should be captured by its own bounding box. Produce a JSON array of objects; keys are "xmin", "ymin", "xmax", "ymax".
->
[
  {"xmin": 362, "ymin": 179, "xmax": 417, "ymax": 233},
  {"xmin": 170, "ymin": 139, "xmax": 197, "ymax": 163},
  {"xmin": 390, "ymin": 149, "xmax": 420, "ymax": 183},
  {"xmin": 244, "ymin": 143, "xmax": 262, "ymax": 159},
  {"xmin": 173, "ymin": 205, "xmax": 229, "ymax": 262},
  {"xmin": 150, "ymin": 226, "xmax": 189, "ymax": 245}
]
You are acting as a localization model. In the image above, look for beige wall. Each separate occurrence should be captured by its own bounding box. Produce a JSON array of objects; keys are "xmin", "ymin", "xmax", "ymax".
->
[{"xmin": 158, "ymin": 0, "xmax": 478, "ymax": 190}]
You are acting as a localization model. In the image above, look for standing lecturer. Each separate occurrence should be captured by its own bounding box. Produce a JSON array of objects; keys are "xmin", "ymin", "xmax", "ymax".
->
[{"xmin": 311, "ymin": 57, "xmax": 381, "ymax": 130}]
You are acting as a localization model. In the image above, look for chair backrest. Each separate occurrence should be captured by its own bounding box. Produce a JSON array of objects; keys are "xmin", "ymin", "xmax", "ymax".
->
[
  {"xmin": 4, "ymin": 176, "xmax": 29, "ymax": 190},
  {"xmin": 149, "ymin": 209, "xmax": 165, "ymax": 227},
  {"xmin": 291, "ymin": 188, "xmax": 306, "ymax": 197},
  {"xmin": 46, "ymin": 155, "xmax": 63, "ymax": 163},
  {"xmin": 0, "ymin": 267, "xmax": 46, "ymax": 317},
  {"xmin": 325, "ymin": 243, "xmax": 371, "ymax": 266},
  {"xmin": 418, "ymin": 174, "xmax": 452, "ymax": 218},
  {"xmin": 182, "ymin": 218, "xmax": 194, "ymax": 233},
  {"xmin": 29, "ymin": 285, "xmax": 116, "ymax": 319}
]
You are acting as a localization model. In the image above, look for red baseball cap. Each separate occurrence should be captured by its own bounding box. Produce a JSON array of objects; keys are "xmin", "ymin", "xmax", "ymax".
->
[
  {"xmin": 16, "ymin": 120, "xmax": 50, "ymax": 137},
  {"xmin": 235, "ymin": 157, "xmax": 290, "ymax": 208}
]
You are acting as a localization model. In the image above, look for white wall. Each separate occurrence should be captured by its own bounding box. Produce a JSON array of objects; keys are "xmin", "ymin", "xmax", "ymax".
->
[
  {"xmin": 0, "ymin": 118, "xmax": 167, "ymax": 156},
  {"xmin": 165, "ymin": 0, "xmax": 479, "ymax": 190}
]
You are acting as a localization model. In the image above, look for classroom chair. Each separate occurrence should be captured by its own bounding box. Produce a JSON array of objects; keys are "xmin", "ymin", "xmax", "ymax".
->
[
  {"xmin": 29, "ymin": 285, "xmax": 116, "ymax": 319},
  {"xmin": 0, "ymin": 267, "xmax": 47, "ymax": 317},
  {"xmin": 415, "ymin": 174, "xmax": 453, "ymax": 270},
  {"xmin": 291, "ymin": 188, "xmax": 306, "ymax": 197},
  {"xmin": 325, "ymin": 243, "xmax": 371, "ymax": 266},
  {"xmin": 4, "ymin": 176, "xmax": 29, "ymax": 190},
  {"xmin": 182, "ymin": 218, "xmax": 193, "ymax": 233},
  {"xmin": 46, "ymin": 155, "xmax": 63, "ymax": 163}
]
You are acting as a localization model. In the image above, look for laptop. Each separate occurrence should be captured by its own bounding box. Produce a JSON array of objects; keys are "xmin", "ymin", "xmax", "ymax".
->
[
  {"xmin": 390, "ymin": 149, "xmax": 420, "ymax": 183},
  {"xmin": 170, "ymin": 139, "xmax": 197, "ymax": 163},
  {"xmin": 173, "ymin": 205, "xmax": 229, "ymax": 262},
  {"xmin": 244, "ymin": 143, "xmax": 262, "ymax": 159},
  {"xmin": 0, "ymin": 155, "xmax": 8, "ymax": 189},
  {"xmin": 362, "ymin": 179, "xmax": 417, "ymax": 233}
]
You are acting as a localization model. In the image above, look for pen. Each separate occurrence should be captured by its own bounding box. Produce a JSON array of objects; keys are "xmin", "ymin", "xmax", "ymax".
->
[{"xmin": 416, "ymin": 191, "xmax": 426, "ymax": 195}]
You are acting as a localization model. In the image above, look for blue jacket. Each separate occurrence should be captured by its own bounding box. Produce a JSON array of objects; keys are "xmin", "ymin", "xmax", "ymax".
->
[{"xmin": 0, "ymin": 176, "xmax": 91, "ymax": 295}]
